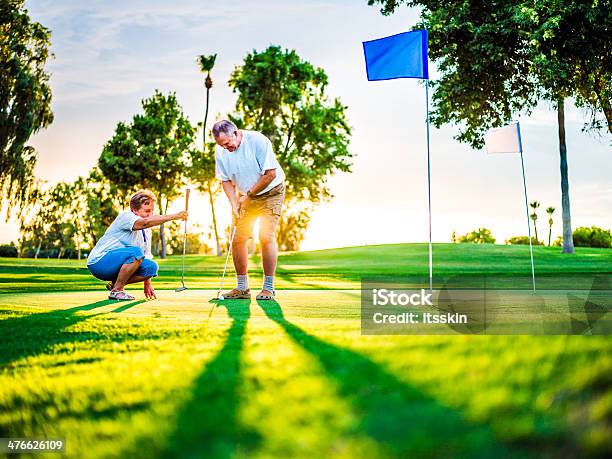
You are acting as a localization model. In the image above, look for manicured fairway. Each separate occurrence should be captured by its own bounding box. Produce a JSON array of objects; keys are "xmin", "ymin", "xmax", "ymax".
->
[
  {"xmin": 0, "ymin": 244, "xmax": 610, "ymax": 458},
  {"xmin": 1, "ymin": 243, "xmax": 611, "ymax": 293},
  {"xmin": 1, "ymin": 289, "xmax": 611, "ymax": 458}
]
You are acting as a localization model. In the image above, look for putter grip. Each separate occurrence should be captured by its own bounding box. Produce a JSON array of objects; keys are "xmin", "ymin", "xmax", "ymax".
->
[{"xmin": 185, "ymin": 188, "xmax": 190, "ymax": 211}]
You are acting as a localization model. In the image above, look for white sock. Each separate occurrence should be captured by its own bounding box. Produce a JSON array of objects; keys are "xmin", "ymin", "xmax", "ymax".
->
[
  {"xmin": 237, "ymin": 274, "xmax": 249, "ymax": 290},
  {"xmin": 263, "ymin": 275, "xmax": 274, "ymax": 292}
]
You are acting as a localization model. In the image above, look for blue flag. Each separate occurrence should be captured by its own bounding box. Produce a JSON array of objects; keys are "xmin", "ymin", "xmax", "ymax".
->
[{"xmin": 363, "ymin": 30, "xmax": 429, "ymax": 81}]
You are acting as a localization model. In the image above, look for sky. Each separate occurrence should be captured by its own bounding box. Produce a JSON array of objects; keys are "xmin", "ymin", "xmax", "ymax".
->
[{"xmin": 3, "ymin": 0, "xmax": 610, "ymax": 250}]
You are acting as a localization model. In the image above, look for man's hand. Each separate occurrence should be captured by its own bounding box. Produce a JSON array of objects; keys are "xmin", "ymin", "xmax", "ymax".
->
[
  {"xmin": 237, "ymin": 194, "xmax": 250, "ymax": 218},
  {"xmin": 144, "ymin": 279, "xmax": 156, "ymax": 300},
  {"xmin": 230, "ymin": 202, "xmax": 241, "ymax": 229}
]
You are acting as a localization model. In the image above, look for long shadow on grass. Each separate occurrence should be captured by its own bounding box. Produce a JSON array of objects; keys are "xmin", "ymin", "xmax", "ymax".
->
[
  {"xmin": 111, "ymin": 299, "xmax": 146, "ymax": 313},
  {"xmin": 258, "ymin": 299, "xmax": 530, "ymax": 458},
  {"xmin": 162, "ymin": 300, "xmax": 260, "ymax": 459},
  {"xmin": 0, "ymin": 300, "xmax": 122, "ymax": 367}
]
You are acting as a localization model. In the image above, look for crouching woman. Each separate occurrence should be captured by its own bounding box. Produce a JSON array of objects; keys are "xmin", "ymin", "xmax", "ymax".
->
[{"xmin": 87, "ymin": 190, "xmax": 187, "ymax": 301}]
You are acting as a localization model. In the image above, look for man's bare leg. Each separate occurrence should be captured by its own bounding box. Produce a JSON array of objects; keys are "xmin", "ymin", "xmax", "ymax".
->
[
  {"xmin": 260, "ymin": 234, "xmax": 277, "ymax": 277},
  {"xmin": 232, "ymin": 236, "xmax": 249, "ymax": 276},
  {"xmin": 113, "ymin": 258, "xmax": 143, "ymax": 291},
  {"xmin": 259, "ymin": 233, "xmax": 277, "ymax": 296}
]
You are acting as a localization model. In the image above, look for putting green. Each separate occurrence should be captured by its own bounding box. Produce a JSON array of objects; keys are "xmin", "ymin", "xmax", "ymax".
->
[{"xmin": 1, "ymin": 290, "xmax": 610, "ymax": 458}]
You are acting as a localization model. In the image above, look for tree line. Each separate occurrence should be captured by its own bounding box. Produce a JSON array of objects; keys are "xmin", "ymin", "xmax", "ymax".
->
[
  {"xmin": 16, "ymin": 49, "xmax": 352, "ymax": 258},
  {"xmin": 2, "ymin": 1, "xmax": 609, "ymax": 257},
  {"xmin": 1, "ymin": 1, "xmax": 353, "ymax": 258}
]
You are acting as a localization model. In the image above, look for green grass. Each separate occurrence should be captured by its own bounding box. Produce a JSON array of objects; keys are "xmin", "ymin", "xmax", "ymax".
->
[
  {"xmin": 1, "ymin": 243, "xmax": 611, "ymax": 293},
  {"xmin": 0, "ymin": 243, "xmax": 610, "ymax": 458}
]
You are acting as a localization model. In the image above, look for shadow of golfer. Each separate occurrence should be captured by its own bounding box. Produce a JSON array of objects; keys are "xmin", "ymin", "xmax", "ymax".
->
[
  {"xmin": 163, "ymin": 299, "xmax": 260, "ymax": 459},
  {"xmin": 257, "ymin": 299, "xmax": 521, "ymax": 457},
  {"xmin": 0, "ymin": 300, "xmax": 115, "ymax": 367},
  {"xmin": 110, "ymin": 299, "xmax": 147, "ymax": 313}
]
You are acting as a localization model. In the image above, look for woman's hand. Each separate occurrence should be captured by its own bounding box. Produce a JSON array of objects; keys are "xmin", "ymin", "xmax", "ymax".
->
[
  {"xmin": 134, "ymin": 212, "xmax": 188, "ymax": 230},
  {"xmin": 144, "ymin": 279, "xmax": 157, "ymax": 300}
]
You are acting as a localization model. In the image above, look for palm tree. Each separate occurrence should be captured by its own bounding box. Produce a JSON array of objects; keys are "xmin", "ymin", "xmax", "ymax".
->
[
  {"xmin": 557, "ymin": 100, "xmax": 574, "ymax": 254},
  {"xmin": 197, "ymin": 54, "xmax": 216, "ymax": 140},
  {"xmin": 529, "ymin": 201, "xmax": 540, "ymax": 244},
  {"xmin": 196, "ymin": 54, "xmax": 222, "ymax": 255},
  {"xmin": 546, "ymin": 206, "xmax": 555, "ymax": 246}
]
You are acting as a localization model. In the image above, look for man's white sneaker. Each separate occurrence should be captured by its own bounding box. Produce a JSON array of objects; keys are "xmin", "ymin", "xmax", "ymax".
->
[{"xmin": 108, "ymin": 290, "xmax": 135, "ymax": 301}]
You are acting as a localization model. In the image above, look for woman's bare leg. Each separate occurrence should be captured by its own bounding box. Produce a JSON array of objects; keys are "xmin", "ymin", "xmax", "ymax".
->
[{"xmin": 113, "ymin": 258, "xmax": 143, "ymax": 291}]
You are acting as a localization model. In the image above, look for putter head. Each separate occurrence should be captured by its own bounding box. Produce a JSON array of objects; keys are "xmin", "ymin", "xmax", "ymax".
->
[{"xmin": 175, "ymin": 286, "xmax": 188, "ymax": 292}]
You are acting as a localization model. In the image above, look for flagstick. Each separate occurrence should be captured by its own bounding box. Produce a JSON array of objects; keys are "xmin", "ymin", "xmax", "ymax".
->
[
  {"xmin": 425, "ymin": 79, "xmax": 433, "ymax": 293},
  {"xmin": 518, "ymin": 147, "xmax": 536, "ymax": 292}
]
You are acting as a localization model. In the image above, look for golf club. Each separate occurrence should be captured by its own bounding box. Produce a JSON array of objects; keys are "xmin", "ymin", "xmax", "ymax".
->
[
  {"xmin": 216, "ymin": 220, "xmax": 238, "ymax": 300},
  {"xmin": 175, "ymin": 188, "xmax": 190, "ymax": 292}
]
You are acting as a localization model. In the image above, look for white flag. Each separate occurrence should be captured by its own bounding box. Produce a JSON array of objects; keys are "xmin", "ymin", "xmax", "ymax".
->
[{"xmin": 484, "ymin": 121, "xmax": 522, "ymax": 154}]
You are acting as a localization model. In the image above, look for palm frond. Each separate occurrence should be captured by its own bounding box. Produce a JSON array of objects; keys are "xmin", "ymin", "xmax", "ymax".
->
[{"xmin": 197, "ymin": 54, "xmax": 217, "ymax": 73}]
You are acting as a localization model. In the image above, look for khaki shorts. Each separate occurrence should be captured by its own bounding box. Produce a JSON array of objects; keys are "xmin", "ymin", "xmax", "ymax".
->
[{"xmin": 236, "ymin": 183, "xmax": 285, "ymax": 241}]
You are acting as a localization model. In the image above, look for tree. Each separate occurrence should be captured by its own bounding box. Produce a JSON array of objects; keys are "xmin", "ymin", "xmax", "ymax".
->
[
  {"xmin": 98, "ymin": 91, "xmax": 195, "ymax": 258},
  {"xmin": 529, "ymin": 200, "xmax": 540, "ymax": 243},
  {"xmin": 517, "ymin": 1, "xmax": 612, "ymax": 134},
  {"xmin": 0, "ymin": 0, "xmax": 54, "ymax": 218},
  {"xmin": 189, "ymin": 141, "xmax": 222, "ymax": 254},
  {"xmin": 197, "ymin": 54, "xmax": 216, "ymax": 138},
  {"xmin": 19, "ymin": 181, "xmax": 77, "ymax": 259},
  {"xmin": 513, "ymin": 1, "xmax": 611, "ymax": 253},
  {"xmin": 18, "ymin": 171, "xmax": 122, "ymax": 259},
  {"xmin": 154, "ymin": 221, "xmax": 209, "ymax": 255},
  {"xmin": 458, "ymin": 227, "xmax": 496, "ymax": 244},
  {"xmin": 506, "ymin": 235, "xmax": 543, "ymax": 246},
  {"xmin": 276, "ymin": 204, "xmax": 312, "ymax": 252},
  {"xmin": 64, "ymin": 172, "xmax": 124, "ymax": 259},
  {"xmin": 81, "ymin": 168, "xmax": 122, "ymax": 247},
  {"xmin": 0, "ymin": 242, "xmax": 17, "ymax": 257},
  {"xmin": 546, "ymin": 206, "xmax": 555, "ymax": 246},
  {"xmin": 367, "ymin": 0, "xmax": 611, "ymax": 254},
  {"xmin": 18, "ymin": 184, "xmax": 48, "ymax": 258},
  {"xmin": 54, "ymin": 180, "xmax": 87, "ymax": 259},
  {"xmin": 369, "ymin": 1, "xmax": 538, "ymax": 146},
  {"xmin": 189, "ymin": 53, "xmax": 223, "ymax": 255},
  {"xmin": 571, "ymin": 226, "xmax": 612, "ymax": 248},
  {"xmin": 555, "ymin": 98, "xmax": 574, "ymax": 253},
  {"xmin": 228, "ymin": 45, "xmax": 353, "ymax": 250}
]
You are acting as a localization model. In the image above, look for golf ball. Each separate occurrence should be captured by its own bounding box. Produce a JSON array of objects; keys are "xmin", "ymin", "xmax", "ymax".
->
[{"xmin": 218, "ymin": 295, "xmax": 224, "ymax": 300}]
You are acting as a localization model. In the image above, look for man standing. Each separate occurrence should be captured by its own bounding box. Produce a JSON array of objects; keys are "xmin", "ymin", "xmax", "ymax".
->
[{"xmin": 213, "ymin": 119, "xmax": 285, "ymax": 300}]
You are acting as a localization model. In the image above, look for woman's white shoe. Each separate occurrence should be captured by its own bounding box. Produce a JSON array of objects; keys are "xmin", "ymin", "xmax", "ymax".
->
[{"xmin": 108, "ymin": 290, "xmax": 135, "ymax": 301}]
